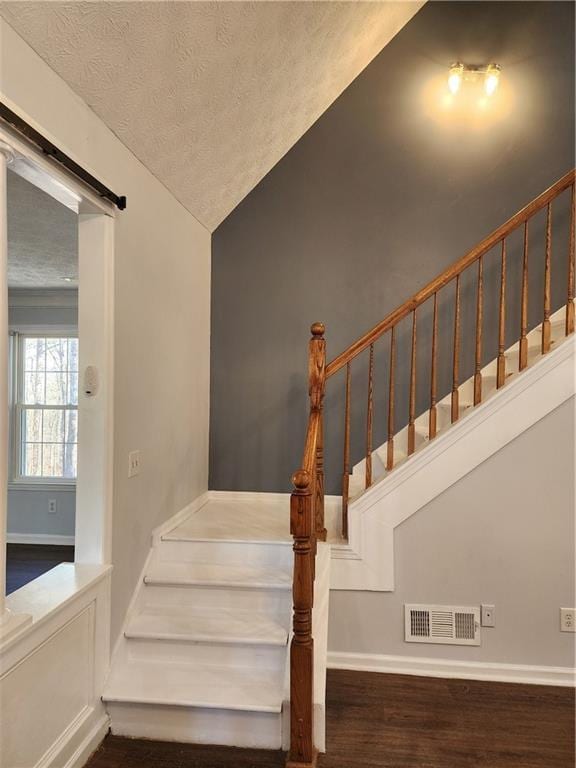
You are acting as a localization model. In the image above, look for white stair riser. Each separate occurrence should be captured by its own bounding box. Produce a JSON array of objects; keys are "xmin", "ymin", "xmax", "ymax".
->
[
  {"xmin": 125, "ymin": 637, "xmax": 287, "ymax": 669},
  {"xmin": 392, "ymin": 426, "xmax": 428, "ymax": 456},
  {"xmin": 142, "ymin": 584, "xmax": 292, "ymax": 614},
  {"xmin": 107, "ymin": 702, "xmax": 283, "ymax": 748},
  {"xmin": 156, "ymin": 539, "xmax": 293, "ymax": 569}
]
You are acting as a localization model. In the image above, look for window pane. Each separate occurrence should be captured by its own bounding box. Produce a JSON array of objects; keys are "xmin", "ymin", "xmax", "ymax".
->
[
  {"xmin": 24, "ymin": 443, "xmax": 42, "ymax": 477},
  {"xmin": 63, "ymin": 444, "xmax": 77, "ymax": 479},
  {"xmin": 22, "ymin": 409, "xmax": 42, "ymax": 443},
  {"xmin": 24, "ymin": 371, "xmax": 45, "ymax": 404},
  {"xmin": 68, "ymin": 339, "xmax": 79, "ymax": 372},
  {"xmin": 43, "ymin": 409, "xmax": 64, "ymax": 442},
  {"xmin": 65, "ymin": 410, "xmax": 78, "ymax": 444},
  {"xmin": 45, "ymin": 372, "xmax": 67, "ymax": 405},
  {"xmin": 46, "ymin": 338, "xmax": 68, "ymax": 372},
  {"xmin": 68, "ymin": 373, "xmax": 78, "ymax": 405},
  {"xmin": 24, "ymin": 338, "xmax": 46, "ymax": 372},
  {"xmin": 43, "ymin": 443, "xmax": 64, "ymax": 477}
]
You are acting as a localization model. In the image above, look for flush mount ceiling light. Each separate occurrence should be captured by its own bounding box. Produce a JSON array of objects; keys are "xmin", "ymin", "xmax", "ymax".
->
[{"xmin": 448, "ymin": 62, "xmax": 501, "ymax": 96}]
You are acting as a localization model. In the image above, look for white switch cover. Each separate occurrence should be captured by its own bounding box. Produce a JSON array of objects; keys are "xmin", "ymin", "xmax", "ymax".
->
[
  {"xmin": 481, "ymin": 604, "xmax": 495, "ymax": 627},
  {"xmin": 128, "ymin": 450, "xmax": 140, "ymax": 478},
  {"xmin": 560, "ymin": 608, "xmax": 576, "ymax": 632}
]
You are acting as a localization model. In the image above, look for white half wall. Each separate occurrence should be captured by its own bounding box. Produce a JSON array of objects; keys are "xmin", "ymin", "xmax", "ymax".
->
[
  {"xmin": 0, "ymin": 565, "xmax": 111, "ymax": 768},
  {"xmin": 328, "ymin": 396, "xmax": 575, "ymax": 675},
  {"xmin": 0, "ymin": 19, "xmax": 212, "ymax": 641}
]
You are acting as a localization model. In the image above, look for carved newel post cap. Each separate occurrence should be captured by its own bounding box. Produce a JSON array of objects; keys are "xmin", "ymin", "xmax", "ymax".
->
[
  {"xmin": 292, "ymin": 469, "xmax": 311, "ymax": 490},
  {"xmin": 310, "ymin": 322, "xmax": 325, "ymax": 338}
]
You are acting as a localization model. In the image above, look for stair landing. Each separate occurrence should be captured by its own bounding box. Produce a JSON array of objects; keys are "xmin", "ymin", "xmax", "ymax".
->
[{"xmin": 164, "ymin": 496, "xmax": 291, "ymax": 543}]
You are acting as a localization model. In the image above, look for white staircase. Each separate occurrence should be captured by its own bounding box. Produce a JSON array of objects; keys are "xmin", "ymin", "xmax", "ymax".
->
[{"xmin": 103, "ymin": 498, "xmax": 329, "ymax": 750}]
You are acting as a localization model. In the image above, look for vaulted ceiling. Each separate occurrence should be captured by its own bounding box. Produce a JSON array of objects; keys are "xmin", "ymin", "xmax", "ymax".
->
[{"xmin": 0, "ymin": 1, "xmax": 423, "ymax": 231}]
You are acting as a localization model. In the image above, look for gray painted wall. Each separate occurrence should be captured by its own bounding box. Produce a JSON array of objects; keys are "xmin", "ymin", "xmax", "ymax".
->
[
  {"xmin": 210, "ymin": 1, "xmax": 575, "ymax": 493},
  {"xmin": 329, "ymin": 397, "xmax": 575, "ymax": 668},
  {"xmin": 7, "ymin": 290, "xmax": 77, "ymax": 539}
]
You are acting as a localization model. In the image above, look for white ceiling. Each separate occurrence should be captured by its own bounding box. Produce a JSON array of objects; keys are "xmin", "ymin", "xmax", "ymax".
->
[
  {"xmin": 0, "ymin": 1, "xmax": 423, "ymax": 231},
  {"xmin": 7, "ymin": 169, "xmax": 78, "ymax": 289}
]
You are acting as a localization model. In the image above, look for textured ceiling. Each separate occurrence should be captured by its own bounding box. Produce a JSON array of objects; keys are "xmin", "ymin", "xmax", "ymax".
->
[
  {"xmin": 7, "ymin": 169, "xmax": 78, "ymax": 288},
  {"xmin": 0, "ymin": 1, "xmax": 423, "ymax": 230}
]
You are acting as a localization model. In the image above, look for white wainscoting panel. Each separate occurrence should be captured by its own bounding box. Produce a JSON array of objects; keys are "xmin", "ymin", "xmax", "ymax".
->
[{"xmin": 0, "ymin": 564, "xmax": 112, "ymax": 768}]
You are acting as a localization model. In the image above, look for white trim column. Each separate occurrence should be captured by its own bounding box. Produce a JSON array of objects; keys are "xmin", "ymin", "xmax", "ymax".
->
[{"xmin": 0, "ymin": 140, "xmax": 31, "ymax": 642}]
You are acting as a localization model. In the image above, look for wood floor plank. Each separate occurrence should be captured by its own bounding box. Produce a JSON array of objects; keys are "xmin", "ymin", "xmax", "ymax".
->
[
  {"xmin": 85, "ymin": 670, "xmax": 575, "ymax": 768},
  {"xmin": 5, "ymin": 543, "xmax": 75, "ymax": 594}
]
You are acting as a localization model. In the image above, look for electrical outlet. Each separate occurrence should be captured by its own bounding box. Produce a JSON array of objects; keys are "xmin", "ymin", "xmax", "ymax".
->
[
  {"xmin": 560, "ymin": 608, "xmax": 576, "ymax": 632},
  {"xmin": 128, "ymin": 450, "xmax": 140, "ymax": 478},
  {"xmin": 48, "ymin": 499, "xmax": 57, "ymax": 514},
  {"xmin": 481, "ymin": 604, "xmax": 495, "ymax": 627}
]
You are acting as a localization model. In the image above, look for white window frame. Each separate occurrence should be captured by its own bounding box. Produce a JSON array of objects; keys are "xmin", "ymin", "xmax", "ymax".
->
[{"xmin": 9, "ymin": 326, "xmax": 78, "ymax": 489}]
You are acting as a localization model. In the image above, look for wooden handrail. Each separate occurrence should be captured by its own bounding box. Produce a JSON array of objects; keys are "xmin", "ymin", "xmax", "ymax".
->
[{"xmin": 326, "ymin": 169, "xmax": 576, "ymax": 378}]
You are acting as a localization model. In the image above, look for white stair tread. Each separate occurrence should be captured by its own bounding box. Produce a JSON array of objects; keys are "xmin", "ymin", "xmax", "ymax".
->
[
  {"xmin": 125, "ymin": 605, "xmax": 288, "ymax": 646},
  {"xmin": 103, "ymin": 659, "xmax": 283, "ymax": 713},
  {"xmin": 164, "ymin": 497, "xmax": 291, "ymax": 543},
  {"xmin": 144, "ymin": 560, "xmax": 291, "ymax": 590}
]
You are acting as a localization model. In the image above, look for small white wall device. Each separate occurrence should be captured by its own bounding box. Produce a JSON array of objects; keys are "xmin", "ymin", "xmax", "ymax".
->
[{"xmin": 83, "ymin": 365, "xmax": 99, "ymax": 397}]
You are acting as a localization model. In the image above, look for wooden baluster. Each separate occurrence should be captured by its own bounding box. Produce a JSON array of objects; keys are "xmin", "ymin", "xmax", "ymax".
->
[
  {"xmin": 474, "ymin": 256, "xmax": 484, "ymax": 405},
  {"xmin": 497, "ymin": 240, "xmax": 507, "ymax": 388},
  {"xmin": 341, "ymin": 362, "xmax": 351, "ymax": 540},
  {"xmin": 386, "ymin": 326, "xmax": 396, "ymax": 470},
  {"xmin": 429, "ymin": 293, "xmax": 438, "ymax": 439},
  {"xmin": 365, "ymin": 344, "xmax": 374, "ymax": 488},
  {"xmin": 542, "ymin": 203, "xmax": 552, "ymax": 354},
  {"xmin": 288, "ymin": 469, "xmax": 316, "ymax": 768},
  {"xmin": 309, "ymin": 323, "xmax": 326, "ymax": 542},
  {"xmin": 567, "ymin": 184, "xmax": 575, "ymax": 336},
  {"xmin": 451, "ymin": 274, "xmax": 461, "ymax": 423},
  {"xmin": 407, "ymin": 310, "xmax": 417, "ymax": 455},
  {"xmin": 519, "ymin": 221, "xmax": 529, "ymax": 370}
]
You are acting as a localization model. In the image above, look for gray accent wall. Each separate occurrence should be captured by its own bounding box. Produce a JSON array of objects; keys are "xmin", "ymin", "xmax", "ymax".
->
[
  {"xmin": 329, "ymin": 398, "xmax": 575, "ymax": 668},
  {"xmin": 210, "ymin": 1, "xmax": 575, "ymax": 493}
]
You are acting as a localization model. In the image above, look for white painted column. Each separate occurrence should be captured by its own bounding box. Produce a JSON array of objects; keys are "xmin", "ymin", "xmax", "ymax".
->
[{"xmin": 0, "ymin": 141, "xmax": 31, "ymax": 641}]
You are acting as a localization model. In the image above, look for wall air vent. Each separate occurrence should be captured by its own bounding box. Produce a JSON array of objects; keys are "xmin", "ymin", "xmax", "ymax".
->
[{"xmin": 405, "ymin": 604, "xmax": 480, "ymax": 646}]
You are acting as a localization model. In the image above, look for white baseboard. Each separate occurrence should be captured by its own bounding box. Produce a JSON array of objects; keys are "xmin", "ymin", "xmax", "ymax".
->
[
  {"xmin": 63, "ymin": 713, "xmax": 109, "ymax": 768},
  {"xmin": 328, "ymin": 651, "xmax": 576, "ymax": 687},
  {"xmin": 7, "ymin": 532, "xmax": 75, "ymax": 546}
]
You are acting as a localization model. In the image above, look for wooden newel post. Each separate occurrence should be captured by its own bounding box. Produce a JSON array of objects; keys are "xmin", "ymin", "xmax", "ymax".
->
[
  {"xmin": 309, "ymin": 322, "xmax": 326, "ymax": 542},
  {"xmin": 287, "ymin": 469, "xmax": 317, "ymax": 768}
]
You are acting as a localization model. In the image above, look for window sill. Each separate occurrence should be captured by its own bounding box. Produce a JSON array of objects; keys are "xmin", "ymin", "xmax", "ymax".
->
[{"xmin": 8, "ymin": 481, "xmax": 76, "ymax": 492}]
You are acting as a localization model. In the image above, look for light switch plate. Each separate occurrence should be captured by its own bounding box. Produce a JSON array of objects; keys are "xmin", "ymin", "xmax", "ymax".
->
[{"xmin": 128, "ymin": 450, "xmax": 140, "ymax": 478}]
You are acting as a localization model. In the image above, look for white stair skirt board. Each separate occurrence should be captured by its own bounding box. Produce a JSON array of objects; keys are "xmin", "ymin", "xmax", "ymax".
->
[
  {"xmin": 332, "ymin": 305, "xmax": 575, "ymax": 591},
  {"xmin": 327, "ymin": 652, "xmax": 576, "ymax": 687},
  {"xmin": 103, "ymin": 498, "xmax": 330, "ymax": 752}
]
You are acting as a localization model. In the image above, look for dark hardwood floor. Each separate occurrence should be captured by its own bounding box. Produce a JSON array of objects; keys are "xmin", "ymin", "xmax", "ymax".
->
[
  {"xmin": 5, "ymin": 543, "xmax": 75, "ymax": 594},
  {"xmin": 86, "ymin": 669, "xmax": 575, "ymax": 768}
]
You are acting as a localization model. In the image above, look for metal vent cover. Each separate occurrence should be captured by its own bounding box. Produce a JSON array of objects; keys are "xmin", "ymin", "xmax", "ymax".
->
[{"xmin": 405, "ymin": 604, "xmax": 481, "ymax": 646}]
